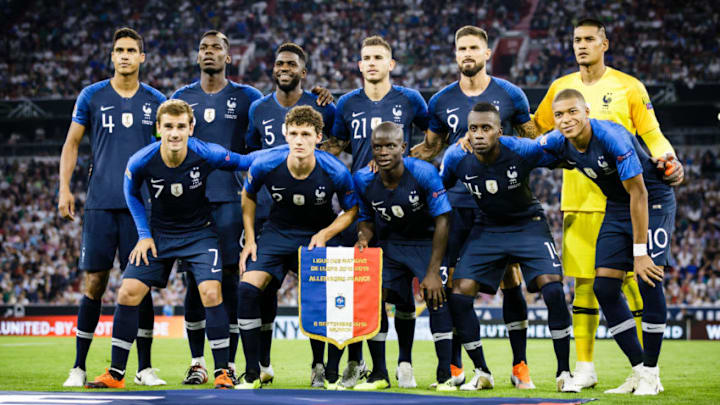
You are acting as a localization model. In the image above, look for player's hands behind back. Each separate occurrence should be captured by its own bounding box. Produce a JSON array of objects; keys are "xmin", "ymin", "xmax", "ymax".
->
[
  {"xmin": 129, "ymin": 238, "xmax": 157, "ymax": 266},
  {"xmin": 633, "ymin": 255, "xmax": 664, "ymax": 287}
]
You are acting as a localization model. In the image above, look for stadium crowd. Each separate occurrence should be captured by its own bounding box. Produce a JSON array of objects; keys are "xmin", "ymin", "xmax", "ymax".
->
[
  {"xmin": 3, "ymin": 0, "xmax": 719, "ymax": 99},
  {"xmin": 2, "ymin": 146, "xmax": 720, "ymax": 308}
]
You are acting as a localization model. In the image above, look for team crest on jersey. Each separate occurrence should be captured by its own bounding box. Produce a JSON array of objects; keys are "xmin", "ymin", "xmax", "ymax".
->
[
  {"xmin": 485, "ymin": 179, "xmax": 498, "ymax": 194},
  {"xmin": 293, "ymin": 194, "xmax": 305, "ymax": 206},
  {"xmin": 204, "ymin": 108, "xmax": 215, "ymax": 123},
  {"xmin": 392, "ymin": 104, "xmax": 403, "ymax": 122},
  {"xmin": 391, "ymin": 205, "xmax": 405, "ymax": 218},
  {"xmin": 171, "ymin": 183, "xmax": 183, "ymax": 197},
  {"xmin": 597, "ymin": 155, "xmax": 608, "ymax": 168},
  {"xmin": 583, "ymin": 168, "xmax": 598, "ymax": 179},
  {"xmin": 122, "ymin": 113, "xmax": 133, "ymax": 128},
  {"xmin": 507, "ymin": 166, "xmax": 519, "ymax": 188},
  {"xmin": 315, "ymin": 186, "xmax": 327, "ymax": 205},
  {"xmin": 492, "ymin": 100, "xmax": 501, "ymax": 112},
  {"xmin": 142, "ymin": 103, "xmax": 153, "ymax": 125},
  {"xmin": 189, "ymin": 167, "xmax": 202, "ymax": 189},
  {"xmin": 226, "ymin": 97, "xmax": 237, "ymax": 119}
]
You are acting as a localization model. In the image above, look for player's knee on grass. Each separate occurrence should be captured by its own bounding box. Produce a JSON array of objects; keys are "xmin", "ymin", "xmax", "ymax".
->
[
  {"xmin": 499, "ymin": 263, "xmax": 522, "ymax": 289},
  {"xmin": 198, "ymin": 280, "xmax": 223, "ymax": 307},
  {"xmin": 84, "ymin": 270, "xmax": 110, "ymax": 300},
  {"xmin": 451, "ymin": 278, "xmax": 479, "ymax": 297},
  {"xmin": 117, "ymin": 278, "xmax": 150, "ymax": 306},
  {"xmin": 241, "ymin": 270, "xmax": 273, "ymax": 291}
]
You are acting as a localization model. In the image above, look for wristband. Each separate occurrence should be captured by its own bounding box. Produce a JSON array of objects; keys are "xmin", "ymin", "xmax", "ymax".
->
[{"xmin": 633, "ymin": 244, "xmax": 647, "ymax": 257}]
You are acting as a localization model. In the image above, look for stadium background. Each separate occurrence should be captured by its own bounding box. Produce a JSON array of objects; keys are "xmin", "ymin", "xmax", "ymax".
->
[{"xmin": 2, "ymin": 0, "xmax": 720, "ymax": 342}]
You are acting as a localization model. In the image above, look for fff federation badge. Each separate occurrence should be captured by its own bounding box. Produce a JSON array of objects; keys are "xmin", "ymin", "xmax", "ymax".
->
[{"xmin": 298, "ymin": 246, "xmax": 382, "ymax": 348}]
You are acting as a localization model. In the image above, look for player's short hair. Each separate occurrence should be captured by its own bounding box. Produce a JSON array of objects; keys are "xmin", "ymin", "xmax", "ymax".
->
[
  {"xmin": 201, "ymin": 30, "xmax": 230, "ymax": 50},
  {"xmin": 455, "ymin": 25, "xmax": 488, "ymax": 45},
  {"xmin": 553, "ymin": 88, "xmax": 587, "ymax": 105},
  {"xmin": 470, "ymin": 102, "xmax": 500, "ymax": 122},
  {"xmin": 575, "ymin": 17, "xmax": 607, "ymax": 38},
  {"xmin": 113, "ymin": 27, "xmax": 143, "ymax": 53},
  {"xmin": 157, "ymin": 99, "xmax": 194, "ymax": 125},
  {"xmin": 285, "ymin": 105, "xmax": 323, "ymax": 135},
  {"xmin": 362, "ymin": 35, "xmax": 392, "ymax": 54},
  {"xmin": 277, "ymin": 42, "xmax": 307, "ymax": 64},
  {"xmin": 372, "ymin": 122, "xmax": 403, "ymax": 140}
]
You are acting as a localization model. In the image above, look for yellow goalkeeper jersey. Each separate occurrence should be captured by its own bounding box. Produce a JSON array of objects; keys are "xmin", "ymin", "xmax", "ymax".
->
[{"xmin": 533, "ymin": 67, "xmax": 672, "ymax": 212}]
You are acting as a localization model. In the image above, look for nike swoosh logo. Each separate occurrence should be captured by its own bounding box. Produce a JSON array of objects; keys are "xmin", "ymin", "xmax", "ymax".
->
[
  {"xmin": 352, "ymin": 112, "xmax": 365, "ymax": 117},
  {"xmin": 211, "ymin": 268, "xmax": 222, "ymax": 273},
  {"xmin": 371, "ymin": 201, "xmax": 384, "ymax": 206},
  {"xmin": 446, "ymin": 107, "xmax": 460, "ymax": 114},
  {"xmin": 271, "ymin": 186, "xmax": 286, "ymax": 191},
  {"xmin": 238, "ymin": 320, "xmax": 255, "ymax": 327},
  {"xmin": 150, "ymin": 178, "xmax": 164, "ymax": 183},
  {"xmin": 464, "ymin": 175, "xmax": 478, "ymax": 180},
  {"xmin": 553, "ymin": 263, "xmax": 562, "ymax": 267},
  {"xmin": 650, "ymin": 251, "xmax": 663, "ymax": 259},
  {"xmin": 100, "ymin": 106, "xmax": 114, "ymax": 111},
  {"xmin": 262, "ymin": 119, "xmax": 274, "ymax": 125},
  {"xmin": 189, "ymin": 103, "xmax": 199, "ymax": 108}
]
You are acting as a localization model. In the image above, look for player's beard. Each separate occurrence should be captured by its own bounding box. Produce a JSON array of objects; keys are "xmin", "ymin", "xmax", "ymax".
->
[
  {"xmin": 201, "ymin": 66, "xmax": 224, "ymax": 75},
  {"xmin": 459, "ymin": 61, "xmax": 485, "ymax": 78},
  {"xmin": 275, "ymin": 75, "xmax": 301, "ymax": 93}
]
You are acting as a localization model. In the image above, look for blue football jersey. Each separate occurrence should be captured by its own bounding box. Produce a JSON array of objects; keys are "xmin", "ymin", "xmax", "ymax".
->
[
  {"xmin": 332, "ymin": 85, "xmax": 429, "ymax": 173},
  {"xmin": 171, "ymin": 81, "xmax": 262, "ymax": 203},
  {"xmin": 538, "ymin": 119, "xmax": 676, "ymax": 215},
  {"xmin": 430, "ymin": 78, "xmax": 531, "ymax": 208},
  {"xmin": 354, "ymin": 157, "xmax": 451, "ymax": 241},
  {"xmin": 124, "ymin": 137, "xmax": 259, "ymax": 239},
  {"xmin": 246, "ymin": 91, "xmax": 336, "ymax": 151},
  {"xmin": 72, "ymin": 79, "xmax": 166, "ymax": 209},
  {"xmin": 440, "ymin": 137, "xmax": 555, "ymax": 229},
  {"xmin": 244, "ymin": 148, "xmax": 357, "ymax": 232}
]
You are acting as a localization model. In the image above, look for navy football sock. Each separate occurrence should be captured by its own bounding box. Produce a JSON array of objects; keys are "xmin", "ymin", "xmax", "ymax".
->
[
  {"xmin": 310, "ymin": 339, "xmax": 325, "ymax": 367},
  {"xmin": 348, "ymin": 341, "xmax": 363, "ymax": 363},
  {"xmin": 184, "ymin": 274, "xmax": 206, "ymax": 360},
  {"xmin": 260, "ymin": 286, "xmax": 278, "ymax": 367},
  {"xmin": 541, "ymin": 282, "xmax": 571, "ymax": 375},
  {"xmin": 74, "ymin": 295, "xmax": 101, "ymax": 370},
  {"xmin": 136, "ymin": 293, "xmax": 154, "ymax": 371},
  {"xmin": 221, "ymin": 270, "xmax": 239, "ymax": 366},
  {"xmin": 502, "ymin": 285, "xmax": 528, "ymax": 366},
  {"xmin": 394, "ymin": 303, "xmax": 416, "ymax": 364},
  {"xmin": 448, "ymin": 293, "xmax": 489, "ymax": 373},
  {"xmin": 326, "ymin": 344, "xmax": 343, "ymax": 383},
  {"xmin": 237, "ymin": 282, "xmax": 262, "ymax": 377},
  {"xmin": 205, "ymin": 303, "xmax": 230, "ymax": 371},
  {"xmin": 367, "ymin": 306, "xmax": 388, "ymax": 374},
  {"xmin": 451, "ymin": 332, "xmax": 463, "ymax": 369},
  {"xmin": 429, "ymin": 303, "xmax": 453, "ymax": 382},
  {"xmin": 594, "ymin": 277, "xmax": 643, "ymax": 366},
  {"xmin": 638, "ymin": 278, "xmax": 667, "ymax": 367},
  {"xmin": 110, "ymin": 304, "xmax": 139, "ymax": 374}
]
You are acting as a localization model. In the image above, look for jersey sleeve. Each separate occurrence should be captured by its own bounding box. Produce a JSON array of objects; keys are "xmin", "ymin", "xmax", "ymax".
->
[
  {"xmin": 596, "ymin": 122, "xmax": 643, "ymax": 181},
  {"xmin": 496, "ymin": 79, "xmax": 531, "ymax": 126},
  {"xmin": 71, "ymin": 86, "xmax": 92, "ymax": 126},
  {"xmin": 439, "ymin": 144, "xmax": 463, "ymax": 189},
  {"xmin": 501, "ymin": 136, "xmax": 561, "ymax": 168},
  {"xmin": 331, "ymin": 95, "xmax": 351, "ymax": 141},
  {"xmin": 189, "ymin": 138, "xmax": 256, "ymax": 171},
  {"xmin": 427, "ymin": 92, "xmax": 448, "ymax": 135},
  {"xmin": 321, "ymin": 102, "xmax": 337, "ymax": 138},
  {"xmin": 407, "ymin": 159, "xmax": 451, "ymax": 217},
  {"xmin": 123, "ymin": 153, "xmax": 152, "ymax": 240},
  {"xmin": 406, "ymin": 89, "xmax": 430, "ymax": 131},
  {"xmin": 352, "ymin": 170, "xmax": 374, "ymax": 223},
  {"xmin": 627, "ymin": 77, "xmax": 660, "ymax": 136},
  {"xmin": 245, "ymin": 99, "xmax": 262, "ymax": 152},
  {"xmin": 532, "ymin": 80, "xmax": 558, "ymax": 133}
]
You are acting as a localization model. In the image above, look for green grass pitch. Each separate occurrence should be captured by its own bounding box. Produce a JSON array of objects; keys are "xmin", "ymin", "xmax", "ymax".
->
[{"xmin": 1, "ymin": 337, "xmax": 719, "ymax": 404}]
